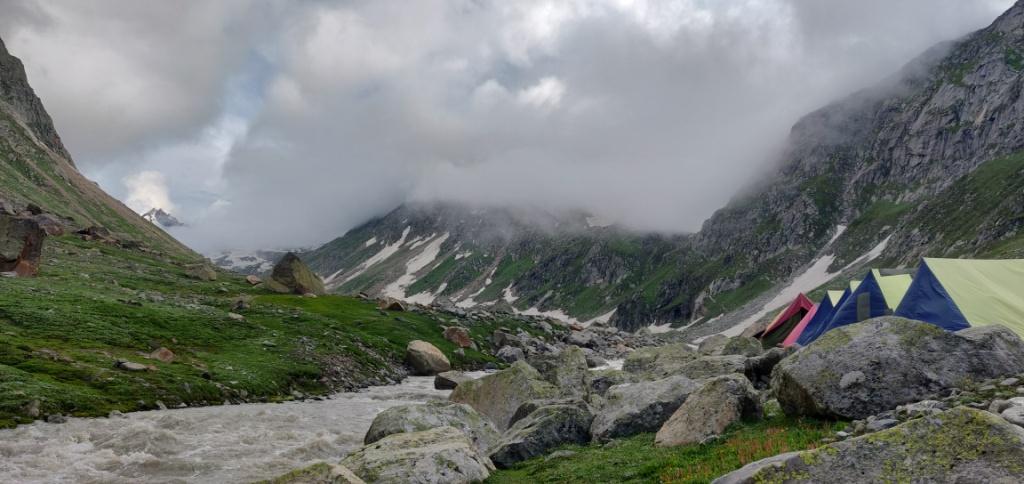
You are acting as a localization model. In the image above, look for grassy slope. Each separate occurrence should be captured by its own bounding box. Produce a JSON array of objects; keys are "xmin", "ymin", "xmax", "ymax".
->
[
  {"xmin": 0, "ymin": 236, "xmax": 539, "ymax": 429},
  {"xmin": 488, "ymin": 416, "xmax": 842, "ymax": 484}
]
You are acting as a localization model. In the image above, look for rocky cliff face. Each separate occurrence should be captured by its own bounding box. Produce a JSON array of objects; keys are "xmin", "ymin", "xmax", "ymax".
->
[
  {"xmin": 0, "ymin": 36, "xmax": 192, "ymax": 257},
  {"xmin": 307, "ymin": 1, "xmax": 1024, "ymax": 333}
]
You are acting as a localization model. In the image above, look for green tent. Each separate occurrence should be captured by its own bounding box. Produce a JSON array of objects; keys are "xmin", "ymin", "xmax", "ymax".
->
[
  {"xmin": 896, "ymin": 258, "xmax": 1024, "ymax": 336},
  {"xmin": 827, "ymin": 290, "xmax": 845, "ymax": 305},
  {"xmin": 871, "ymin": 269, "xmax": 913, "ymax": 310}
]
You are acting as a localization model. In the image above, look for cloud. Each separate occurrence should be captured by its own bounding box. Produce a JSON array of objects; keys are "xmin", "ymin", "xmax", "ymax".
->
[
  {"xmin": 122, "ymin": 170, "xmax": 175, "ymax": 214},
  {"xmin": 1, "ymin": 0, "xmax": 1015, "ymax": 253}
]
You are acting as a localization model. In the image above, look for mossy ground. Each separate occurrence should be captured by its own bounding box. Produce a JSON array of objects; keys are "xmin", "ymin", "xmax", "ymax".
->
[
  {"xmin": 487, "ymin": 416, "xmax": 842, "ymax": 484},
  {"xmin": 0, "ymin": 235, "xmax": 536, "ymax": 429}
]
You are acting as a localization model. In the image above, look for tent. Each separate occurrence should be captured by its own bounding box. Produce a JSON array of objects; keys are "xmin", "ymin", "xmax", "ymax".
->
[
  {"xmin": 895, "ymin": 258, "xmax": 1024, "ymax": 336},
  {"xmin": 790, "ymin": 288, "xmax": 855, "ymax": 346},
  {"xmin": 756, "ymin": 293, "xmax": 815, "ymax": 348},
  {"xmin": 800, "ymin": 270, "xmax": 913, "ymax": 344}
]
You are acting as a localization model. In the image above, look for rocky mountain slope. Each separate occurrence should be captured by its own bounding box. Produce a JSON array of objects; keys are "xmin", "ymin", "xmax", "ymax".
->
[
  {"xmin": 0, "ymin": 38, "xmax": 190, "ymax": 257},
  {"xmin": 306, "ymin": 2, "xmax": 1024, "ymax": 334},
  {"xmin": 142, "ymin": 208, "xmax": 184, "ymax": 228}
]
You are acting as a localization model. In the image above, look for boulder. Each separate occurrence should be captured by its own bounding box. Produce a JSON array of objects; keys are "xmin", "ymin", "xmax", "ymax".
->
[
  {"xmin": 496, "ymin": 346, "xmax": 525, "ymax": 363},
  {"xmin": 677, "ymin": 355, "xmax": 747, "ymax": 380},
  {"xmin": 443, "ymin": 327, "xmax": 473, "ymax": 348},
  {"xmin": 655, "ymin": 375, "xmax": 761, "ymax": 447},
  {"xmin": 450, "ymin": 361, "xmax": 558, "ymax": 431},
  {"xmin": 697, "ymin": 334, "xmax": 729, "ymax": 355},
  {"xmin": 378, "ymin": 298, "xmax": 407, "ymax": 311},
  {"xmin": 364, "ymin": 401, "xmax": 499, "ymax": 455},
  {"xmin": 589, "ymin": 369, "xmax": 631, "ymax": 396},
  {"xmin": 406, "ymin": 340, "xmax": 451, "ymax": 376},
  {"xmin": 267, "ymin": 252, "xmax": 325, "ymax": 295},
  {"xmin": 149, "ymin": 347, "xmax": 175, "ymax": 364},
  {"xmin": 489, "ymin": 404, "xmax": 594, "ymax": 468},
  {"xmin": 773, "ymin": 317, "xmax": 1024, "ymax": 420},
  {"xmin": 184, "ymin": 263, "xmax": 218, "ymax": 281},
  {"xmin": 341, "ymin": 426, "xmax": 494, "ymax": 484},
  {"xmin": 507, "ymin": 398, "xmax": 591, "ymax": 428},
  {"xmin": 262, "ymin": 462, "xmax": 365, "ymax": 483},
  {"xmin": 590, "ymin": 375, "xmax": 699, "ymax": 441},
  {"xmin": 527, "ymin": 346, "xmax": 590, "ymax": 398},
  {"xmin": 434, "ymin": 371, "xmax": 472, "ymax": 390},
  {"xmin": 713, "ymin": 407, "xmax": 1024, "ymax": 484},
  {"xmin": 245, "ymin": 275, "xmax": 262, "ymax": 285},
  {"xmin": 743, "ymin": 347, "xmax": 791, "ymax": 389},
  {"xmin": 721, "ymin": 336, "xmax": 762, "ymax": 357},
  {"xmin": 622, "ymin": 343, "xmax": 697, "ymax": 378},
  {"xmin": 0, "ymin": 214, "xmax": 45, "ymax": 277},
  {"xmin": 31, "ymin": 213, "xmax": 65, "ymax": 236},
  {"xmin": 115, "ymin": 360, "xmax": 151, "ymax": 372}
]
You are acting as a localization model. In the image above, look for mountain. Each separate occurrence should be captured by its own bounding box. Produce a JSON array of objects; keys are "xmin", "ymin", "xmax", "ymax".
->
[
  {"xmin": 306, "ymin": 2, "xmax": 1024, "ymax": 333},
  {"xmin": 142, "ymin": 208, "xmax": 185, "ymax": 228},
  {"xmin": 0, "ymin": 38, "xmax": 191, "ymax": 257},
  {"xmin": 212, "ymin": 248, "xmax": 289, "ymax": 275}
]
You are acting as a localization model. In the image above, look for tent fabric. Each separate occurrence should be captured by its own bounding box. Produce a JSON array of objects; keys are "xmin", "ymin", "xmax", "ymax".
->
[
  {"xmin": 784, "ymin": 294, "xmax": 832, "ymax": 347},
  {"xmin": 758, "ymin": 294, "xmax": 814, "ymax": 348},
  {"xmin": 807, "ymin": 272, "xmax": 893, "ymax": 343},
  {"xmin": 827, "ymin": 290, "xmax": 845, "ymax": 305},
  {"xmin": 871, "ymin": 269, "xmax": 913, "ymax": 310},
  {"xmin": 796, "ymin": 288, "xmax": 850, "ymax": 346},
  {"xmin": 896, "ymin": 258, "xmax": 1024, "ymax": 335}
]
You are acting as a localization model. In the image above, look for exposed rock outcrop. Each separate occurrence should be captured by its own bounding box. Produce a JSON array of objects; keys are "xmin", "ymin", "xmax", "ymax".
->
[
  {"xmin": 713, "ymin": 407, "xmax": 1024, "ymax": 484},
  {"xmin": 590, "ymin": 375, "xmax": 698, "ymax": 441},
  {"xmin": 0, "ymin": 213, "xmax": 44, "ymax": 276},
  {"xmin": 773, "ymin": 317, "xmax": 1024, "ymax": 419},
  {"xmin": 489, "ymin": 404, "xmax": 594, "ymax": 468},
  {"xmin": 341, "ymin": 426, "xmax": 494, "ymax": 484},
  {"xmin": 655, "ymin": 374, "xmax": 761, "ymax": 447},
  {"xmin": 267, "ymin": 252, "xmax": 325, "ymax": 295},
  {"xmin": 363, "ymin": 401, "xmax": 499, "ymax": 455},
  {"xmin": 450, "ymin": 361, "xmax": 558, "ymax": 431}
]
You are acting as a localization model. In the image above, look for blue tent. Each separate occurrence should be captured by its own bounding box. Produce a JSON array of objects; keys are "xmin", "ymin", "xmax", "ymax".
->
[
  {"xmin": 801, "ymin": 270, "xmax": 908, "ymax": 344},
  {"xmin": 893, "ymin": 259, "xmax": 970, "ymax": 331},
  {"xmin": 794, "ymin": 289, "xmax": 846, "ymax": 346}
]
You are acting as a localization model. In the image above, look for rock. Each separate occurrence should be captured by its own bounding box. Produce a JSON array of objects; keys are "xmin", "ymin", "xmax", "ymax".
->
[
  {"xmin": 377, "ymin": 298, "xmax": 407, "ymax": 312},
  {"xmin": 584, "ymin": 353, "xmax": 607, "ymax": 369},
  {"xmin": 589, "ymin": 369, "xmax": 630, "ymax": 396},
  {"xmin": 0, "ymin": 213, "xmax": 45, "ymax": 277},
  {"xmin": 228, "ymin": 312, "xmax": 245, "ymax": 322},
  {"xmin": 546, "ymin": 450, "xmax": 577, "ymax": 461},
  {"xmin": 698, "ymin": 334, "xmax": 730, "ymax": 356},
  {"xmin": 443, "ymin": 327, "xmax": 473, "ymax": 348},
  {"xmin": 1002, "ymin": 377, "xmax": 1021, "ymax": 387},
  {"xmin": 864, "ymin": 418, "xmax": 899, "ymax": 433},
  {"xmin": 434, "ymin": 371, "xmax": 472, "ymax": 390},
  {"xmin": 677, "ymin": 355, "xmax": 747, "ymax": 380},
  {"xmin": 566, "ymin": 330, "xmax": 597, "ymax": 348},
  {"xmin": 496, "ymin": 345, "xmax": 525, "ymax": 363},
  {"xmin": 149, "ymin": 347, "xmax": 175, "ymax": 364},
  {"xmin": 590, "ymin": 375, "xmax": 699, "ymax": 441},
  {"xmin": 263, "ymin": 462, "xmax": 365, "ymax": 483},
  {"xmin": 22, "ymin": 399, "xmax": 40, "ymax": 418},
  {"xmin": 527, "ymin": 346, "xmax": 590, "ymax": 398},
  {"xmin": 184, "ymin": 263, "xmax": 218, "ymax": 281},
  {"xmin": 655, "ymin": 374, "xmax": 761, "ymax": 447},
  {"xmin": 46, "ymin": 414, "xmax": 66, "ymax": 424},
  {"xmin": 622, "ymin": 343, "xmax": 697, "ymax": 378},
  {"xmin": 266, "ymin": 253, "xmax": 325, "ymax": 295},
  {"xmin": 743, "ymin": 347, "xmax": 790, "ymax": 389},
  {"xmin": 405, "ymin": 340, "xmax": 451, "ymax": 376},
  {"xmin": 364, "ymin": 401, "xmax": 499, "ymax": 455},
  {"xmin": 489, "ymin": 404, "xmax": 594, "ymax": 468},
  {"xmin": 115, "ymin": 360, "xmax": 150, "ymax": 372},
  {"xmin": 713, "ymin": 407, "xmax": 1024, "ymax": 484},
  {"xmin": 31, "ymin": 213, "xmax": 65, "ymax": 236},
  {"xmin": 507, "ymin": 398, "xmax": 590, "ymax": 428},
  {"xmin": 245, "ymin": 275, "xmax": 262, "ymax": 285},
  {"xmin": 721, "ymin": 336, "xmax": 762, "ymax": 357},
  {"xmin": 450, "ymin": 361, "xmax": 558, "ymax": 431},
  {"xmin": 896, "ymin": 400, "xmax": 946, "ymax": 419},
  {"xmin": 232, "ymin": 296, "xmax": 252, "ymax": 312},
  {"xmin": 342, "ymin": 426, "xmax": 494, "ymax": 484},
  {"xmin": 773, "ymin": 317, "xmax": 1024, "ymax": 420}
]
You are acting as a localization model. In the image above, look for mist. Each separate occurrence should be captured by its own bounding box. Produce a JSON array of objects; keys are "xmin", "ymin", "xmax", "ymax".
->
[{"xmin": 0, "ymin": 0, "xmax": 1014, "ymax": 253}]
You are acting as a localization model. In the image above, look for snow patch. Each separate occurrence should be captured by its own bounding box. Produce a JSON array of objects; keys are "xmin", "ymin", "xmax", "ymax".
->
[
  {"xmin": 363, "ymin": 237, "xmax": 378, "ymax": 248},
  {"xmin": 502, "ymin": 284, "xmax": 519, "ymax": 303},
  {"xmin": 455, "ymin": 268, "xmax": 496, "ymax": 308},
  {"xmin": 586, "ymin": 215, "xmax": 613, "ymax": 228},
  {"xmin": 584, "ymin": 309, "xmax": 616, "ymax": 327},
  {"xmin": 517, "ymin": 307, "xmax": 583, "ymax": 325},
  {"xmin": 407, "ymin": 283, "xmax": 448, "ymax": 306},
  {"xmin": 327, "ymin": 226, "xmax": 411, "ymax": 286},
  {"xmin": 382, "ymin": 233, "xmax": 450, "ymax": 301},
  {"xmin": 454, "ymin": 251, "xmax": 473, "ymax": 260}
]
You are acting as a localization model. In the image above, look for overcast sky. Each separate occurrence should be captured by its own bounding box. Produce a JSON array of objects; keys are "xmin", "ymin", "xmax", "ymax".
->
[{"xmin": 0, "ymin": 0, "xmax": 1014, "ymax": 252}]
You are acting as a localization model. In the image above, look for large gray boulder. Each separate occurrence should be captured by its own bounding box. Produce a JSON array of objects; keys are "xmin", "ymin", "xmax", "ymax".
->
[
  {"xmin": 655, "ymin": 375, "xmax": 761, "ymax": 447},
  {"xmin": 450, "ymin": 360, "xmax": 558, "ymax": 430},
  {"xmin": 341, "ymin": 426, "xmax": 494, "ymax": 484},
  {"xmin": 713, "ymin": 407, "xmax": 1024, "ymax": 484},
  {"xmin": 589, "ymin": 369, "xmax": 631, "ymax": 396},
  {"xmin": 622, "ymin": 344, "xmax": 697, "ymax": 379},
  {"xmin": 489, "ymin": 404, "xmax": 594, "ymax": 468},
  {"xmin": 591, "ymin": 375, "xmax": 698, "ymax": 441},
  {"xmin": 405, "ymin": 340, "xmax": 451, "ymax": 376},
  {"xmin": 266, "ymin": 252, "xmax": 325, "ymax": 295},
  {"xmin": 773, "ymin": 317, "xmax": 1024, "ymax": 419},
  {"xmin": 434, "ymin": 371, "xmax": 472, "ymax": 390},
  {"xmin": 697, "ymin": 334, "xmax": 729, "ymax": 356},
  {"xmin": 721, "ymin": 336, "xmax": 762, "ymax": 357},
  {"xmin": 363, "ymin": 401, "xmax": 499, "ymax": 455},
  {"xmin": 0, "ymin": 214, "xmax": 45, "ymax": 276},
  {"xmin": 527, "ymin": 346, "xmax": 590, "ymax": 398},
  {"xmin": 677, "ymin": 355, "xmax": 747, "ymax": 380}
]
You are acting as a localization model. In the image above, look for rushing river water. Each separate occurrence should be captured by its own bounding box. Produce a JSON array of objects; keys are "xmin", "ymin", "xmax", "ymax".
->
[
  {"xmin": 1, "ymin": 361, "xmax": 623, "ymax": 483},
  {"xmin": 0, "ymin": 375, "xmax": 483, "ymax": 483}
]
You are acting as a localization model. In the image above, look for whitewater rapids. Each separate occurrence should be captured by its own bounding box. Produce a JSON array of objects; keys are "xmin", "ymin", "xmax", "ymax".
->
[{"xmin": 0, "ymin": 375, "xmax": 476, "ymax": 483}]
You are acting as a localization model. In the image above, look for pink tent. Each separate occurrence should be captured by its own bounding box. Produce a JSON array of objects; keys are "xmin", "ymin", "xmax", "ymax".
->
[
  {"xmin": 782, "ymin": 304, "xmax": 820, "ymax": 347},
  {"xmin": 757, "ymin": 293, "xmax": 815, "ymax": 348}
]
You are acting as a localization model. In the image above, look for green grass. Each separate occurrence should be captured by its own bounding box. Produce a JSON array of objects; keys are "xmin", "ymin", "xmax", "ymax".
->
[
  {"xmin": 0, "ymin": 236, "xmax": 539, "ymax": 428},
  {"xmin": 488, "ymin": 416, "xmax": 843, "ymax": 484}
]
